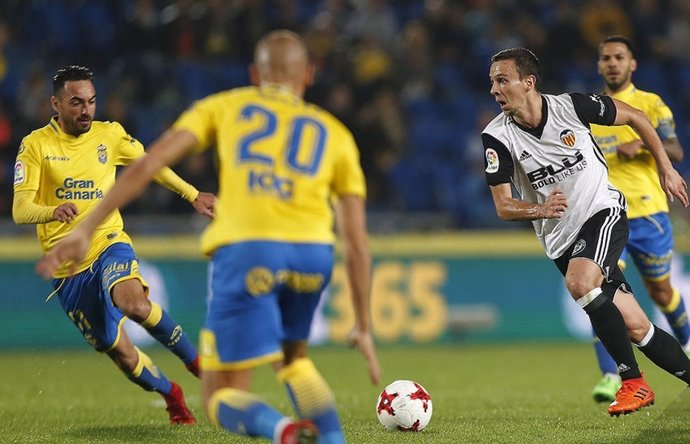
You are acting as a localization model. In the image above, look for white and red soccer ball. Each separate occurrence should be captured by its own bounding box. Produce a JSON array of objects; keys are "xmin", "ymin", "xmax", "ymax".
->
[{"xmin": 376, "ymin": 380, "xmax": 433, "ymax": 432}]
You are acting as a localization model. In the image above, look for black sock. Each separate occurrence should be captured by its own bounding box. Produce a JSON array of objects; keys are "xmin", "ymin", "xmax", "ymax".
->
[
  {"xmin": 583, "ymin": 292, "xmax": 641, "ymax": 380},
  {"xmin": 638, "ymin": 325, "xmax": 690, "ymax": 385}
]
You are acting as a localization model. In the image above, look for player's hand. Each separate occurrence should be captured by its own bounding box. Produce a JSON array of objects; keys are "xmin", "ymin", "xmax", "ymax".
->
[
  {"xmin": 192, "ymin": 192, "xmax": 216, "ymax": 219},
  {"xmin": 542, "ymin": 189, "xmax": 568, "ymax": 218},
  {"xmin": 35, "ymin": 226, "xmax": 90, "ymax": 279},
  {"xmin": 659, "ymin": 167, "xmax": 689, "ymax": 207},
  {"xmin": 349, "ymin": 328, "xmax": 382, "ymax": 385},
  {"xmin": 617, "ymin": 140, "xmax": 643, "ymax": 159},
  {"xmin": 53, "ymin": 203, "xmax": 78, "ymax": 223}
]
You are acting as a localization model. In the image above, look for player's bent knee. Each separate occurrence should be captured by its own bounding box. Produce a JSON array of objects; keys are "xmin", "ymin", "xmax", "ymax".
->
[
  {"xmin": 117, "ymin": 297, "xmax": 152, "ymax": 322},
  {"xmin": 647, "ymin": 284, "xmax": 674, "ymax": 305},
  {"xmin": 108, "ymin": 345, "xmax": 139, "ymax": 373},
  {"xmin": 564, "ymin": 279, "xmax": 595, "ymax": 300},
  {"xmin": 282, "ymin": 340, "xmax": 309, "ymax": 365}
]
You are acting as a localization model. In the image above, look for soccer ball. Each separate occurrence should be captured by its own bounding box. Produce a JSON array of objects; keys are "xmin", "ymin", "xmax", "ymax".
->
[{"xmin": 375, "ymin": 380, "xmax": 432, "ymax": 432}]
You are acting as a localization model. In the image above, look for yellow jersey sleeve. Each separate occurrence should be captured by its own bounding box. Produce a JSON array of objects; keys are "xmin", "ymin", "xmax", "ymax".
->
[
  {"xmin": 12, "ymin": 189, "xmax": 56, "ymax": 224},
  {"xmin": 107, "ymin": 121, "xmax": 199, "ymax": 202},
  {"xmin": 591, "ymin": 84, "xmax": 672, "ymax": 218},
  {"xmin": 172, "ymin": 97, "xmax": 218, "ymax": 152},
  {"xmin": 648, "ymin": 94, "xmax": 677, "ymax": 141},
  {"xmin": 331, "ymin": 128, "xmax": 366, "ymax": 198},
  {"xmin": 14, "ymin": 138, "xmax": 42, "ymax": 192},
  {"xmin": 110, "ymin": 121, "xmax": 146, "ymax": 165},
  {"xmin": 13, "ymin": 138, "xmax": 57, "ymax": 223}
]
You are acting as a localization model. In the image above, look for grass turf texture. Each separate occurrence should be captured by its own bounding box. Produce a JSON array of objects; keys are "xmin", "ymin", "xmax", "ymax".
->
[{"xmin": 1, "ymin": 343, "xmax": 688, "ymax": 443}]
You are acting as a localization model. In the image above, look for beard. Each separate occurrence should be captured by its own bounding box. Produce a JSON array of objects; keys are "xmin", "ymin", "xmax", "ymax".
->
[
  {"xmin": 70, "ymin": 117, "xmax": 92, "ymax": 136},
  {"xmin": 604, "ymin": 72, "xmax": 631, "ymax": 92}
]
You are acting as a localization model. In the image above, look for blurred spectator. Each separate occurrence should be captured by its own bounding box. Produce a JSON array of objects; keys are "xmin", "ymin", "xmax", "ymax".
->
[
  {"xmin": 343, "ymin": 0, "xmax": 399, "ymax": 49},
  {"xmin": 120, "ymin": 0, "xmax": 168, "ymax": 55},
  {"xmin": 160, "ymin": 0, "xmax": 209, "ymax": 59},
  {"xmin": 662, "ymin": 0, "xmax": 690, "ymax": 63},
  {"xmin": 579, "ymin": 0, "xmax": 632, "ymax": 49},
  {"xmin": 355, "ymin": 87, "xmax": 405, "ymax": 206},
  {"xmin": 3, "ymin": 0, "xmax": 690, "ymax": 230},
  {"xmin": 16, "ymin": 63, "xmax": 52, "ymax": 131}
]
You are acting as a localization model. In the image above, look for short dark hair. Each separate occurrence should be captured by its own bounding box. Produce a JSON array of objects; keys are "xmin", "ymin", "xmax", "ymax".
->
[
  {"xmin": 491, "ymin": 47, "xmax": 542, "ymax": 91},
  {"xmin": 52, "ymin": 65, "xmax": 94, "ymax": 94},
  {"xmin": 599, "ymin": 35, "xmax": 635, "ymax": 57}
]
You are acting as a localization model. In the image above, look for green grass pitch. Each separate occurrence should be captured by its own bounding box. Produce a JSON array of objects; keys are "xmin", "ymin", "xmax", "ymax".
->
[{"xmin": 1, "ymin": 342, "xmax": 689, "ymax": 443}]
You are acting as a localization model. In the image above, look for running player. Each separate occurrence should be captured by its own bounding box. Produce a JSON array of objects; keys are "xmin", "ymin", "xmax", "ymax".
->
[
  {"xmin": 36, "ymin": 33, "xmax": 381, "ymax": 443},
  {"xmin": 588, "ymin": 35, "xmax": 690, "ymax": 403},
  {"xmin": 482, "ymin": 47, "xmax": 690, "ymax": 416},
  {"xmin": 14, "ymin": 65, "xmax": 215, "ymax": 424}
]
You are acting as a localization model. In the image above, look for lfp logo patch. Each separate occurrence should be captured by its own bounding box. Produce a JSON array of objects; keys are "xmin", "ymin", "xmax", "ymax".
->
[
  {"xmin": 97, "ymin": 144, "xmax": 108, "ymax": 164},
  {"xmin": 560, "ymin": 129, "xmax": 576, "ymax": 147},
  {"xmin": 485, "ymin": 148, "xmax": 499, "ymax": 173},
  {"xmin": 14, "ymin": 160, "xmax": 25, "ymax": 185}
]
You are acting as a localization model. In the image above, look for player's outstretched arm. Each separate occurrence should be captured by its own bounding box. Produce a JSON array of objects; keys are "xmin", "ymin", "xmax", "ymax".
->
[
  {"xmin": 613, "ymin": 98, "xmax": 689, "ymax": 207},
  {"xmin": 151, "ymin": 163, "xmax": 216, "ymax": 219},
  {"xmin": 36, "ymin": 129, "xmax": 199, "ymax": 278},
  {"xmin": 336, "ymin": 195, "xmax": 381, "ymax": 386},
  {"xmin": 490, "ymin": 183, "xmax": 567, "ymax": 221}
]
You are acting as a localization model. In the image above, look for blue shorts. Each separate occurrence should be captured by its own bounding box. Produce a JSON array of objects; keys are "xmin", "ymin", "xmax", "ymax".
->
[
  {"xmin": 52, "ymin": 243, "xmax": 148, "ymax": 352},
  {"xmin": 200, "ymin": 241, "xmax": 333, "ymax": 370},
  {"xmin": 620, "ymin": 212, "xmax": 674, "ymax": 281}
]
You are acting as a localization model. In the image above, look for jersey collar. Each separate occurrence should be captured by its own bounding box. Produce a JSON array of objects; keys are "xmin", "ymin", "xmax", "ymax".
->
[
  {"xmin": 511, "ymin": 95, "xmax": 548, "ymax": 139},
  {"xmin": 259, "ymin": 84, "xmax": 302, "ymax": 105},
  {"xmin": 607, "ymin": 82, "xmax": 636, "ymax": 100},
  {"xmin": 48, "ymin": 115, "xmax": 95, "ymax": 142}
]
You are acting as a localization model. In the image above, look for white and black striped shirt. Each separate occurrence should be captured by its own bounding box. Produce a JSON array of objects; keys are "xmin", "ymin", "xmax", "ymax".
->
[{"xmin": 482, "ymin": 93, "xmax": 626, "ymax": 259}]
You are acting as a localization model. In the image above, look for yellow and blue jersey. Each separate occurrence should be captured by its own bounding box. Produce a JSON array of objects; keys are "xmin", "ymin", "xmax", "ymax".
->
[
  {"xmin": 14, "ymin": 117, "xmax": 197, "ymax": 277},
  {"xmin": 591, "ymin": 83, "xmax": 677, "ymax": 219},
  {"xmin": 172, "ymin": 84, "xmax": 366, "ymax": 256}
]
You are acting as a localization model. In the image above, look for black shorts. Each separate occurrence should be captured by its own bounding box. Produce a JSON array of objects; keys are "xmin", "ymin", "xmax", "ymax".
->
[{"xmin": 553, "ymin": 207, "xmax": 630, "ymax": 288}]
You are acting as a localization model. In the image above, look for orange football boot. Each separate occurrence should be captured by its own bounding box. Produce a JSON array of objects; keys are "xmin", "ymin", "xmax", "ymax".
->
[{"xmin": 608, "ymin": 375, "xmax": 655, "ymax": 416}]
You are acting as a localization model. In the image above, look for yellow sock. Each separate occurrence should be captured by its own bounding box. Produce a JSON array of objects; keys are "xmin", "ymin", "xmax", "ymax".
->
[{"xmin": 277, "ymin": 357, "xmax": 335, "ymax": 417}]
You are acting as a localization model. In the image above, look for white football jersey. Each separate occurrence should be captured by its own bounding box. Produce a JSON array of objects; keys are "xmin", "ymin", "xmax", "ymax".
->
[{"xmin": 482, "ymin": 93, "xmax": 626, "ymax": 259}]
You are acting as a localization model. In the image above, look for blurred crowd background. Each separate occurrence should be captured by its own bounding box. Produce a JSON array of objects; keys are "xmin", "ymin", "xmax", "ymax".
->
[{"xmin": 3, "ymin": 0, "xmax": 690, "ymax": 234}]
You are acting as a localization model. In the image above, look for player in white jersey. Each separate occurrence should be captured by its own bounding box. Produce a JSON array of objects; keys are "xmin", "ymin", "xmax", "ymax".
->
[{"xmin": 482, "ymin": 47, "xmax": 690, "ymax": 416}]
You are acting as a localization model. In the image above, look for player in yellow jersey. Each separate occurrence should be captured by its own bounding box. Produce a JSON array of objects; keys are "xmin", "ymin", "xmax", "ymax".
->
[
  {"xmin": 588, "ymin": 36, "xmax": 690, "ymax": 403},
  {"xmin": 14, "ymin": 66, "xmax": 216, "ymax": 425},
  {"xmin": 37, "ymin": 33, "xmax": 381, "ymax": 444}
]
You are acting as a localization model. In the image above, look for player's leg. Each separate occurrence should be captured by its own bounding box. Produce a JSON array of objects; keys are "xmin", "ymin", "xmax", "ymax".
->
[
  {"xmin": 644, "ymin": 277, "xmax": 690, "ymax": 352},
  {"xmin": 627, "ymin": 213, "xmax": 690, "ymax": 350},
  {"xmin": 558, "ymin": 210, "xmax": 642, "ymax": 380},
  {"xmin": 54, "ymin": 262, "xmax": 194, "ymax": 424},
  {"xmin": 201, "ymin": 242, "xmax": 314, "ymax": 443},
  {"xmin": 590, "ymin": 256, "xmax": 627, "ymax": 402},
  {"xmin": 103, "ymin": 243, "xmax": 198, "ymax": 376},
  {"xmin": 565, "ymin": 259, "xmax": 643, "ymax": 380},
  {"xmin": 276, "ymin": 243, "xmax": 342, "ymax": 444},
  {"xmin": 612, "ymin": 287, "xmax": 690, "ymax": 385},
  {"xmin": 107, "ymin": 327, "xmax": 195, "ymax": 424},
  {"xmin": 202, "ymin": 365, "xmax": 316, "ymax": 443},
  {"xmin": 557, "ymin": 208, "xmax": 652, "ymax": 415},
  {"xmin": 278, "ymin": 341, "xmax": 342, "ymax": 444}
]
